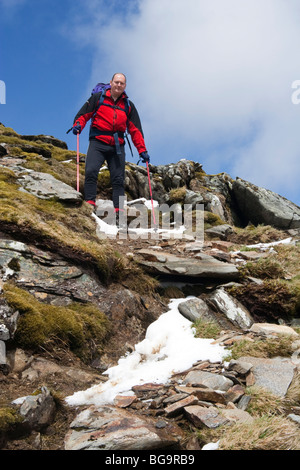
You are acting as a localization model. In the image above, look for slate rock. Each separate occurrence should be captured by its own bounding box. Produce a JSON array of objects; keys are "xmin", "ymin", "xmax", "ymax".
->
[
  {"xmin": 18, "ymin": 171, "xmax": 82, "ymax": 201},
  {"xmin": 137, "ymin": 250, "xmax": 239, "ymax": 281},
  {"xmin": 0, "ymin": 239, "xmax": 104, "ymax": 304},
  {"xmin": 232, "ymin": 178, "xmax": 300, "ymax": 229},
  {"xmin": 177, "ymin": 296, "xmax": 238, "ymax": 330},
  {"xmin": 154, "ymin": 159, "xmax": 196, "ymax": 190},
  {"xmin": 227, "ymin": 359, "xmax": 253, "ymax": 375},
  {"xmin": 207, "ymin": 287, "xmax": 253, "ymax": 330},
  {"xmin": 239, "ymin": 356, "xmax": 296, "ymax": 397},
  {"xmin": 184, "ymin": 405, "xmax": 229, "ymax": 429},
  {"xmin": 205, "ymin": 224, "xmax": 233, "ymax": 240},
  {"xmin": 5, "ymin": 142, "xmax": 52, "ymax": 159},
  {"xmin": 184, "ymin": 189, "xmax": 204, "ymax": 208},
  {"xmin": 224, "ymin": 385, "xmax": 245, "ymax": 403},
  {"xmin": 64, "ymin": 405, "xmax": 184, "ymax": 450},
  {"xmin": 221, "ymin": 408, "xmax": 254, "ymax": 424},
  {"xmin": 164, "ymin": 395, "xmax": 198, "ymax": 417},
  {"xmin": 176, "ymin": 385, "xmax": 226, "ymax": 404},
  {"xmin": 183, "ymin": 370, "xmax": 233, "ymax": 391},
  {"xmin": 287, "ymin": 414, "xmax": 300, "ymax": 425},
  {"xmin": 249, "ymin": 323, "xmax": 299, "ymax": 338},
  {"xmin": 18, "ymin": 386, "xmax": 56, "ymax": 432},
  {"xmin": 178, "ymin": 297, "xmax": 214, "ymax": 323}
]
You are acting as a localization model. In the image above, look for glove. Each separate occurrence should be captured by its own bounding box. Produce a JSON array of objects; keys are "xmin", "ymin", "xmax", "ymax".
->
[
  {"xmin": 139, "ymin": 151, "xmax": 150, "ymax": 163},
  {"xmin": 72, "ymin": 123, "xmax": 82, "ymax": 135}
]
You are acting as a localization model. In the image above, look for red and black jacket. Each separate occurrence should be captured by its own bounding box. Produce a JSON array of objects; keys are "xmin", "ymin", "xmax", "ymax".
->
[{"xmin": 73, "ymin": 89, "xmax": 147, "ymax": 154}]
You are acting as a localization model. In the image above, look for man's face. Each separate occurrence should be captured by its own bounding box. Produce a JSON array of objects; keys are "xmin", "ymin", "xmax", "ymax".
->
[{"xmin": 110, "ymin": 74, "xmax": 126, "ymax": 97}]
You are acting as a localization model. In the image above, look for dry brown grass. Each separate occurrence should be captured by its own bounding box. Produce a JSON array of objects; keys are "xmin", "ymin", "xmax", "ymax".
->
[
  {"xmin": 226, "ymin": 334, "xmax": 297, "ymax": 360},
  {"xmin": 273, "ymin": 243, "xmax": 300, "ymax": 278},
  {"xmin": 245, "ymin": 386, "xmax": 286, "ymax": 417},
  {"xmin": 217, "ymin": 415, "xmax": 300, "ymax": 450},
  {"xmin": 229, "ymin": 224, "xmax": 286, "ymax": 245}
]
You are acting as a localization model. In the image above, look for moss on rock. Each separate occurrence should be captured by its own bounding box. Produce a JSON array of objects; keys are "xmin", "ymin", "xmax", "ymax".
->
[
  {"xmin": 3, "ymin": 283, "xmax": 111, "ymax": 362},
  {"xmin": 227, "ymin": 279, "xmax": 300, "ymax": 322},
  {"xmin": 0, "ymin": 407, "xmax": 24, "ymax": 434}
]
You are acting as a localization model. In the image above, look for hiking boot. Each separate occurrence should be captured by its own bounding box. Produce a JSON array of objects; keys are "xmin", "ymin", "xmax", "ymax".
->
[{"xmin": 86, "ymin": 200, "xmax": 97, "ymax": 213}]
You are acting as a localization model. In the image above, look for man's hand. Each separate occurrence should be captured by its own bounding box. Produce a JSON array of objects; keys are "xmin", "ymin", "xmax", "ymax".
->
[
  {"xmin": 139, "ymin": 151, "xmax": 150, "ymax": 163},
  {"xmin": 72, "ymin": 124, "xmax": 82, "ymax": 135}
]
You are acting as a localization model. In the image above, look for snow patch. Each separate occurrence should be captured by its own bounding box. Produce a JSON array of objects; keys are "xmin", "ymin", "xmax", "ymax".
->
[{"xmin": 66, "ymin": 298, "xmax": 228, "ymax": 407}]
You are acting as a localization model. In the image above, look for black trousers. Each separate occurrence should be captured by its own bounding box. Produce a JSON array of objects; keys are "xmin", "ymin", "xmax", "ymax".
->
[{"xmin": 84, "ymin": 139, "xmax": 125, "ymax": 209}]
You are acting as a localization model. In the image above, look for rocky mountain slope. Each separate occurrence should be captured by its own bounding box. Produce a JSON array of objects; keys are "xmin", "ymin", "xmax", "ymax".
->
[{"xmin": 0, "ymin": 123, "xmax": 300, "ymax": 450}]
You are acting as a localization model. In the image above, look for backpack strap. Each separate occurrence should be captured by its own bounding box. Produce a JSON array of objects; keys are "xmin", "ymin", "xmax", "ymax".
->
[
  {"xmin": 91, "ymin": 89, "xmax": 107, "ymax": 123},
  {"xmin": 97, "ymin": 89, "xmax": 107, "ymax": 112},
  {"xmin": 94, "ymin": 89, "xmax": 130, "ymax": 117}
]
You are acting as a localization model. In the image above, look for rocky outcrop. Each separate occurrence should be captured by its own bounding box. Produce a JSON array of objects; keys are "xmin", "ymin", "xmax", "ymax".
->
[
  {"xmin": 232, "ymin": 178, "xmax": 300, "ymax": 229},
  {"xmin": 2, "ymin": 123, "xmax": 300, "ymax": 230},
  {"xmin": 124, "ymin": 161, "xmax": 300, "ymax": 232},
  {"xmin": 0, "ymin": 141, "xmax": 52, "ymax": 159},
  {"xmin": 124, "ymin": 160, "xmax": 235, "ymax": 224},
  {"xmin": 20, "ymin": 134, "xmax": 68, "ymax": 150}
]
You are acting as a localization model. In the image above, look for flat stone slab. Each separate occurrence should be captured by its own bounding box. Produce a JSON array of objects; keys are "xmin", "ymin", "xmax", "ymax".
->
[
  {"xmin": 221, "ymin": 408, "xmax": 254, "ymax": 424},
  {"xmin": 183, "ymin": 370, "xmax": 234, "ymax": 391},
  {"xmin": 239, "ymin": 356, "xmax": 296, "ymax": 397},
  {"xmin": 164, "ymin": 394, "xmax": 198, "ymax": 417},
  {"xmin": 137, "ymin": 249, "xmax": 239, "ymax": 281},
  {"xmin": 64, "ymin": 405, "xmax": 183, "ymax": 450},
  {"xmin": 250, "ymin": 323, "xmax": 299, "ymax": 338},
  {"xmin": 176, "ymin": 385, "xmax": 226, "ymax": 404},
  {"xmin": 18, "ymin": 171, "xmax": 82, "ymax": 202},
  {"xmin": 184, "ymin": 405, "xmax": 229, "ymax": 429}
]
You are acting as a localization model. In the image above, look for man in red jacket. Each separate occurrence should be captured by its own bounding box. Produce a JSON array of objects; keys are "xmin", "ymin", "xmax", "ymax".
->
[{"xmin": 72, "ymin": 73, "xmax": 150, "ymax": 224}]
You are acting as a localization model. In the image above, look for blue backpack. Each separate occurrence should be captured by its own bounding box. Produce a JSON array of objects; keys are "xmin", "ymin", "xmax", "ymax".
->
[{"xmin": 91, "ymin": 82, "xmax": 111, "ymax": 94}]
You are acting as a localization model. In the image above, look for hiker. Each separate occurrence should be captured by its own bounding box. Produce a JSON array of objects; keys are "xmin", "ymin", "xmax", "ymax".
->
[{"xmin": 71, "ymin": 73, "xmax": 150, "ymax": 224}]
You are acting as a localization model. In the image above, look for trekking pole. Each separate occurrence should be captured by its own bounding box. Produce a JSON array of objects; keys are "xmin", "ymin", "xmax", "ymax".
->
[
  {"xmin": 146, "ymin": 161, "xmax": 157, "ymax": 228},
  {"xmin": 76, "ymin": 132, "xmax": 80, "ymax": 192}
]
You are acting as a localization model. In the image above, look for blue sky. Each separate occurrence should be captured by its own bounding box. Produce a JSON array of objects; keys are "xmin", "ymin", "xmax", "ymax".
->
[{"xmin": 1, "ymin": 0, "xmax": 300, "ymax": 206}]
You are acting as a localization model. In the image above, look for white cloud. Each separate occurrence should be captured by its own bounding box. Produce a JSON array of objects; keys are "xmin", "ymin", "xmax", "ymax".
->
[{"xmin": 68, "ymin": 0, "xmax": 300, "ymax": 204}]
